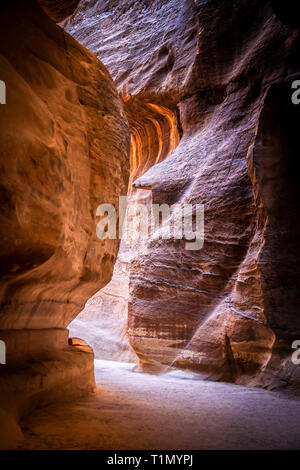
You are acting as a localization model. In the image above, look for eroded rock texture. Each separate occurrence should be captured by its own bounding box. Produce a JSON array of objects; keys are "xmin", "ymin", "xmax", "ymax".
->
[
  {"xmin": 0, "ymin": 0, "xmax": 129, "ymax": 447},
  {"xmin": 68, "ymin": 242, "xmax": 137, "ymax": 363},
  {"xmin": 66, "ymin": 0, "xmax": 300, "ymax": 392},
  {"xmin": 37, "ymin": 0, "xmax": 81, "ymax": 22}
]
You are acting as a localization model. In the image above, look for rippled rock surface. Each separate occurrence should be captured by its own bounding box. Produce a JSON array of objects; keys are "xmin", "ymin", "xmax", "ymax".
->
[
  {"xmin": 65, "ymin": 0, "xmax": 300, "ymax": 392},
  {"xmin": 0, "ymin": 0, "xmax": 129, "ymax": 448}
]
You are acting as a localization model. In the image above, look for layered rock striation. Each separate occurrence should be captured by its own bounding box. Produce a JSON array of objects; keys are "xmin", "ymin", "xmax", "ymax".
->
[
  {"xmin": 0, "ymin": 0, "xmax": 129, "ymax": 448},
  {"xmin": 66, "ymin": 0, "xmax": 300, "ymax": 391}
]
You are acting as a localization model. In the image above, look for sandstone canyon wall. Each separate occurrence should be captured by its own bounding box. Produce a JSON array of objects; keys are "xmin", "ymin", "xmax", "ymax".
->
[
  {"xmin": 0, "ymin": 0, "xmax": 129, "ymax": 448},
  {"xmin": 66, "ymin": 0, "xmax": 300, "ymax": 392},
  {"xmin": 68, "ymin": 190, "xmax": 152, "ymax": 364}
]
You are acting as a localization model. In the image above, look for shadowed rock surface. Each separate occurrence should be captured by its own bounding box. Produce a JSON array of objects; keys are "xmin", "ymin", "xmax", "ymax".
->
[
  {"xmin": 37, "ymin": 0, "xmax": 81, "ymax": 22},
  {"xmin": 65, "ymin": 0, "xmax": 300, "ymax": 391},
  {"xmin": 0, "ymin": 0, "xmax": 129, "ymax": 448}
]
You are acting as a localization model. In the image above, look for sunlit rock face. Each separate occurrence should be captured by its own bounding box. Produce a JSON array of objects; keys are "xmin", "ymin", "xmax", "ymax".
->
[
  {"xmin": 67, "ymin": 92, "xmax": 180, "ymax": 363},
  {"xmin": 0, "ymin": 0, "xmax": 129, "ymax": 447},
  {"xmin": 69, "ymin": 188, "xmax": 155, "ymax": 364},
  {"xmin": 66, "ymin": 0, "xmax": 181, "ymax": 362},
  {"xmin": 68, "ymin": 99, "xmax": 180, "ymax": 362},
  {"xmin": 68, "ymin": 239, "xmax": 136, "ymax": 363},
  {"xmin": 66, "ymin": 0, "xmax": 300, "ymax": 391}
]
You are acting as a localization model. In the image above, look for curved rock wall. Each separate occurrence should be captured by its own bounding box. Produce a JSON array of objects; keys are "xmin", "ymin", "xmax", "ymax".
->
[
  {"xmin": 65, "ymin": 0, "xmax": 300, "ymax": 391},
  {"xmin": 68, "ymin": 195, "xmax": 146, "ymax": 364},
  {"xmin": 68, "ymin": 94, "xmax": 180, "ymax": 363},
  {"xmin": 0, "ymin": 0, "xmax": 129, "ymax": 447}
]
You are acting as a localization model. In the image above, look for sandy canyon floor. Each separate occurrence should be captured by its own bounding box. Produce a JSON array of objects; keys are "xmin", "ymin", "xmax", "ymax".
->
[{"xmin": 18, "ymin": 359, "xmax": 300, "ymax": 450}]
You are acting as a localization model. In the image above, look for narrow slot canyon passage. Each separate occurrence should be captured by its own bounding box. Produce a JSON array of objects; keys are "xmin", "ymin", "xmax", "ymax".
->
[
  {"xmin": 18, "ymin": 361, "xmax": 300, "ymax": 450},
  {"xmin": 1, "ymin": 0, "xmax": 300, "ymax": 452}
]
